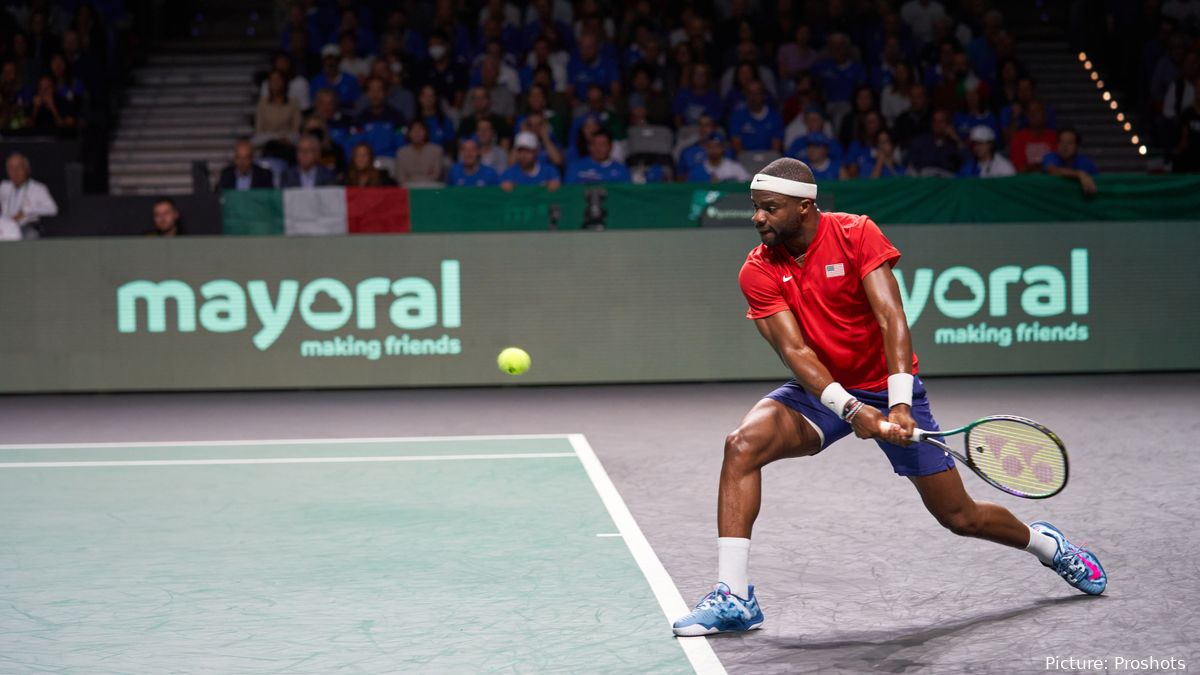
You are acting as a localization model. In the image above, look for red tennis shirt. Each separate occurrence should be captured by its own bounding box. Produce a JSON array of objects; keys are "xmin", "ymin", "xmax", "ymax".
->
[{"xmin": 738, "ymin": 211, "xmax": 918, "ymax": 391}]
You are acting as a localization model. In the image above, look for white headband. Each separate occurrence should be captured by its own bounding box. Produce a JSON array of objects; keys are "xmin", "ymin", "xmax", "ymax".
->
[{"xmin": 750, "ymin": 173, "xmax": 818, "ymax": 199}]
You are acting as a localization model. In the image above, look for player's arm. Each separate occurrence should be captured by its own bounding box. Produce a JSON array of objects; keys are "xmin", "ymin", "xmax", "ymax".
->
[
  {"xmin": 862, "ymin": 264, "xmax": 915, "ymax": 445},
  {"xmin": 753, "ymin": 310, "xmax": 891, "ymax": 441}
]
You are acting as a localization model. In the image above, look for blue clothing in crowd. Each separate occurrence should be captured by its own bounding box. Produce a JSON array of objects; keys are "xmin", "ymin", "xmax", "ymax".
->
[
  {"xmin": 672, "ymin": 88, "xmax": 723, "ymax": 125},
  {"xmin": 447, "ymin": 162, "xmax": 501, "ymax": 187},
  {"xmin": 812, "ymin": 58, "xmax": 867, "ymax": 103},
  {"xmin": 1041, "ymin": 152, "xmax": 1098, "ymax": 175},
  {"xmin": 310, "ymin": 70, "xmax": 361, "ymax": 108},
  {"xmin": 565, "ymin": 157, "xmax": 631, "ymax": 184},
  {"xmin": 500, "ymin": 161, "xmax": 561, "ymax": 185},
  {"xmin": 728, "ymin": 106, "xmax": 784, "ymax": 151}
]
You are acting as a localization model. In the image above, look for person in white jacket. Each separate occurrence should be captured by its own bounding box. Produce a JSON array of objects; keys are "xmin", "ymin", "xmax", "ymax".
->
[{"xmin": 0, "ymin": 152, "xmax": 58, "ymax": 240}]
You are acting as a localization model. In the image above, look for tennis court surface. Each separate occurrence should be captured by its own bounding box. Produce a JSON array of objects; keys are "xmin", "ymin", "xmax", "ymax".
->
[{"xmin": 0, "ymin": 434, "xmax": 720, "ymax": 674}]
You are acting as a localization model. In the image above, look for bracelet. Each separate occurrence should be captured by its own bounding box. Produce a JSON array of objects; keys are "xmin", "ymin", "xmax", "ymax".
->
[
  {"xmin": 844, "ymin": 400, "xmax": 865, "ymax": 422},
  {"xmin": 888, "ymin": 373, "xmax": 914, "ymax": 409},
  {"xmin": 820, "ymin": 382, "xmax": 854, "ymax": 418}
]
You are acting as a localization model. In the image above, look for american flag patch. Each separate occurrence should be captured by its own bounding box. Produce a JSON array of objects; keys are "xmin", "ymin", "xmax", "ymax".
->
[{"xmin": 825, "ymin": 263, "xmax": 845, "ymax": 278}]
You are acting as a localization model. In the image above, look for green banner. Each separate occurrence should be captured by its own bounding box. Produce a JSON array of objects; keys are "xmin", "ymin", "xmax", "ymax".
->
[
  {"xmin": 0, "ymin": 223, "xmax": 1197, "ymax": 393},
  {"xmin": 314, "ymin": 175, "xmax": 1200, "ymax": 233}
]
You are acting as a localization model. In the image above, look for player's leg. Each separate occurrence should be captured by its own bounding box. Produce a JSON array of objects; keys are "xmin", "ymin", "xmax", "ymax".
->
[
  {"xmin": 896, "ymin": 378, "xmax": 1106, "ymax": 594},
  {"xmin": 909, "ymin": 466, "xmax": 1033, "ymax": 547},
  {"xmin": 674, "ymin": 384, "xmax": 846, "ymax": 636},
  {"xmin": 909, "ymin": 466, "xmax": 1107, "ymax": 595},
  {"xmin": 718, "ymin": 397, "xmax": 823, "ymax": 539}
]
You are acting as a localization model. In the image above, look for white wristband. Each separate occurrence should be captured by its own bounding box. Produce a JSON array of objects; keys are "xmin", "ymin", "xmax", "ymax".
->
[
  {"xmin": 820, "ymin": 382, "xmax": 854, "ymax": 418},
  {"xmin": 888, "ymin": 373, "xmax": 914, "ymax": 409}
]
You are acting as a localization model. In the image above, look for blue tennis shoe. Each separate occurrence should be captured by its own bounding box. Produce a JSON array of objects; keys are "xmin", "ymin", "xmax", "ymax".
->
[
  {"xmin": 672, "ymin": 583, "xmax": 764, "ymax": 636},
  {"xmin": 1031, "ymin": 521, "xmax": 1107, "ymax": 595}
]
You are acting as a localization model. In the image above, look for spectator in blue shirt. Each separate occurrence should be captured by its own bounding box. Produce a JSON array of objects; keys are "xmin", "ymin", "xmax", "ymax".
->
[
  {"xmin": 812, "ymin": 33, "xmax": 867, "ymax": 118},
  {"xmin": 565, "ymin": 129, "xmax": 631, "ymax": 184},
  {"xmin": 355, "ymin": 77, "xmax": 406, "ymax": 158},
  {"xmin": 728, "ymin": 81, "xmax": 783, "ymax": 154},
  {"xmin": 673, "ymin": 63, "xmax": 723, "ymax": 128},
  {"xmin": 447, "ymin": 137, "xmax": 501, "ymax": 187},
  {"xmin": 786, "ymin": 109, "xmax": 845, "ymax": 163},
  {"xmin": 415, "ymin": 85, "xmax": 457, "ymax": 151},
  {"xmin": 678, "ymin": 115, "xmax": 730, "ymax": 175},
  {"xmin": 801, "ymin": 134, "xmax": 842, "ymax": 181},
  {"xmin": 1042, "ymin": 128, "xmax": 1099, "ymax": 195},
  {"xmin": 953, "ymin": 88, "xmax": 1001, "ymax": 147},
  {"xmin": 687, "ymin": 132, "xmax": 752, "ymax": 183},
  {"xmin": 860, "ymin": 129, "xmax": 906, "ymax": 179},
  {"xmin": 310, "ymin": 44, "xmax": 361, "ymax": 108},
  {"xmin": 566, "ymin": 32, "xmax": 619, "ymax": 102},
  {"xmin": 501, "ymin": 131, "xmax": 562, "ymax": 190}
]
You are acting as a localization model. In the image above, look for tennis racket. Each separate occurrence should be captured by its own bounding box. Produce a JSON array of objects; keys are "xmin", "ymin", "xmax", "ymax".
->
[{"xmin": 909, "ymin": 415, "xmax": 1068, "ymax": 499}]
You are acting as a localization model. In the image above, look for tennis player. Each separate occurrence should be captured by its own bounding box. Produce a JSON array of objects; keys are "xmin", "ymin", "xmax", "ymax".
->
[{"xmin": 672, "ymin": 158, "xmax": 1107, "ymax": 636}]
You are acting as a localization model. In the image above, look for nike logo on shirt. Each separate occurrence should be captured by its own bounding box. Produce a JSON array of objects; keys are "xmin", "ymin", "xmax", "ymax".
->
[{"xmin": 782, "ymin": 276, "xmax": 793, "ymax": 282}]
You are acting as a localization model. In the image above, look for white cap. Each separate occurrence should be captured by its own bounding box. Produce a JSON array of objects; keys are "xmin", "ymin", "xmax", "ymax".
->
[
  {"xmin": 514, "ymin": 131, "xmax": 539, "ymax": 150},
  {"xmin": 969, "ymin": 125, "xmax": 996, "ymax": 143},
  {"xmin": 321, "ymin": 43, "xmax": 341, "ymax": 58}
]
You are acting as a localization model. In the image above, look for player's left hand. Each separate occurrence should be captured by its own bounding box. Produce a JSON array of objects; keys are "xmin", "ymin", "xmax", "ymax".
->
[{"xmin": 885, "ymin": 405, "xmax": 915, "ymax": 446}]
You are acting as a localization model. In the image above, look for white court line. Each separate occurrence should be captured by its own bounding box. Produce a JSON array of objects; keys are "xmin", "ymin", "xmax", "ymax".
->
[
  {"xmin": 569, "ymin": 434, "xmax": 725, "ymax": 675},
  {"xmin": 0, "ymin": 433, "xmax": 576, "ymax": 451},
  {"xmin": 0, "ymin": 452, "xmax": 576, "ymax": 469}
]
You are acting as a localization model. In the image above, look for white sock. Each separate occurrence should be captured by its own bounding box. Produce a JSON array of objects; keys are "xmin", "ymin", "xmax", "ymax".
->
[
  {"xmin": 1025, "ymin": 524, "xmax": 1059, "ymax": 565},
  {"xmin": 717, "ymin": 537, "xmax": 751, "ymax": 598}
]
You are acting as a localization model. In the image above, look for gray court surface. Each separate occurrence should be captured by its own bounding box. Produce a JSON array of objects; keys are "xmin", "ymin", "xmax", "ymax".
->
[{"xmin": 1, "ymin": 373, "xmax": 1197, "ymax": 674}]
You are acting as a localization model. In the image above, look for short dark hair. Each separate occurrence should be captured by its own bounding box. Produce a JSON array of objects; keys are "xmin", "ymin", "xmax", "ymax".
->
[
  {"xmin": 153, "ymin": 197, "xmax": 177, "ymax": 209},
  {"xmin": 590, "ymin": 128, "xmax": 612, "ymax": 143},
  {"xmin": 759, "ymin": 157, "xmax": 815, "ymax": 185},
  {"xmin": 1059, "ymin": 127, "xmax": 1082, "ymax": 145}
]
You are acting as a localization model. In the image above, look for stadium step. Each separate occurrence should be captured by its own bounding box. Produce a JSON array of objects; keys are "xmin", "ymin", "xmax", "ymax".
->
[
  {"xmin": 1013, "ymin": 38, "xmax": 1141, "ymax": 173},
  {"xmin": 112, "ymin": 137, "xmax": 243, "ymax": 153},
  {"xmin": 132, "ymin": 69, "xmax": 257, "ymax": 87},
  {"xmin": 125, "ymin": 89, "xmax": 256, "ymax": 106},
  {"xmin": 115, "ymin": 124, "xmax": 253, "ymax": 139},
  {"xmin": 120, "ymin": 106, "xmax": 251, "ymax": 122},
  {"xmin": 146, "ymin": 52, "xmax": 266, "ymax": 67},
  {"xmin": 107, "ymin": 0, "xmax": 274, "ymax": 194}
]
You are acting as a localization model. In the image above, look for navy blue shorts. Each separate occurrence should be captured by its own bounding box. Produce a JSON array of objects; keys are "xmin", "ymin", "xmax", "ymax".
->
[{"xmin": 765, "ymin": 375, "xmax": 955, "ymax": 477}]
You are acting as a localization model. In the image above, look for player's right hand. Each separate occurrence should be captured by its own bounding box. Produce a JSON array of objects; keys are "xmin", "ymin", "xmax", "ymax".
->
[{"xmin": 851, "ymin": 405, "xmax": 889, "ymax": 440}]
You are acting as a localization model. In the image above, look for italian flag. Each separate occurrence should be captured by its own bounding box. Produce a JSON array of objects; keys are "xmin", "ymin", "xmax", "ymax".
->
[{"xmin": 222, "ymin": 187, "xmax": 411, "ymax": 236}]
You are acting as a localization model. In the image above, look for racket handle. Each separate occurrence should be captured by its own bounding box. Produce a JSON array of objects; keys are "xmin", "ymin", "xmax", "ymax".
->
[{"xmin": 909, "ymin": 428, "xmax": 928, "ymax": 442}]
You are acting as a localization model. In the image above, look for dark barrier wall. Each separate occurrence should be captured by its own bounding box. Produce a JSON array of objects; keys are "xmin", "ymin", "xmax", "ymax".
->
[{"xmin": 0, "ymin": 222, "xmax": 1197, "ymax": 393}]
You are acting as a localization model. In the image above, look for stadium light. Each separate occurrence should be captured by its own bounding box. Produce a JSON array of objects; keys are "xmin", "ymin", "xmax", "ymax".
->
[
  {"xmin": 1123, "ymin": 122, "xmax": 1132, "ymax": 131},
  {"xmin": 1117, "ymin": 113, "xmax": 1125, "ymax": 122},
  {"xmin": 1078, "ymin": 52, "xmax": 1087, "ymax": 61},
  {"xmin": 1102, "ymin": 91, "xmax": 1111, "ymax": 101},
  {"xmin": 1096, "ymin": 80, "xmax": 1104, "ymax": 89},
  {"xmin": 1131, "ymin": 135, "xmax": 1140, "ymax": 144},
  {"xmin": 1091, "ymin": 72, "xmax": 1099, "ymax": 81},
  {"xmin": 1109, "ymin": 101, "xmax": 1118, "ymax": 110},
  {"xmin": 1139, "ymin": 145, "xmax": 1147, "ymax": 155},
  {"xmin": 1084, "ymin": 60, "xmax": 1093, "ymax": 70}
]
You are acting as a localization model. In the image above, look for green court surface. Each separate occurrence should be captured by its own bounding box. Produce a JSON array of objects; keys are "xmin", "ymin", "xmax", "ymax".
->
[{"xmin": 0, "ymin": 435, "xmax": 721, "ymax": 674}]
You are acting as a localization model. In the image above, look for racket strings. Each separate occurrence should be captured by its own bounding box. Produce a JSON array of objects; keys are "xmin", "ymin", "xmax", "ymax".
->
[{"xmin": 965, "ymin": 420, "xmax": 1066, "ymax": 497}]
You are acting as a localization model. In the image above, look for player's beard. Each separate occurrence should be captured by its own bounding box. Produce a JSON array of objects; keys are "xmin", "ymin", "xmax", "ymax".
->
[{"xmin": 758, "ymin": 226, "xmax": 780, "ymax": 246}]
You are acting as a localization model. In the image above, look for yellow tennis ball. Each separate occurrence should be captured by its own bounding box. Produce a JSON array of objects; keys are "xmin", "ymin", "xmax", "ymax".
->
[{"xmin": 497, "ymin": 347, "xmax": 531, "ymax": 375}]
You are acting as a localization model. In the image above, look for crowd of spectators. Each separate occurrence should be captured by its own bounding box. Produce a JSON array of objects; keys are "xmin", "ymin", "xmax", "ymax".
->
[
  {"xmin": 0, "ymin": 1, "xmax": 116, "ymax": 139},
  {"xmin": 226, "ymin": 0, "xmax": 1104, "ymax": 192}
]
